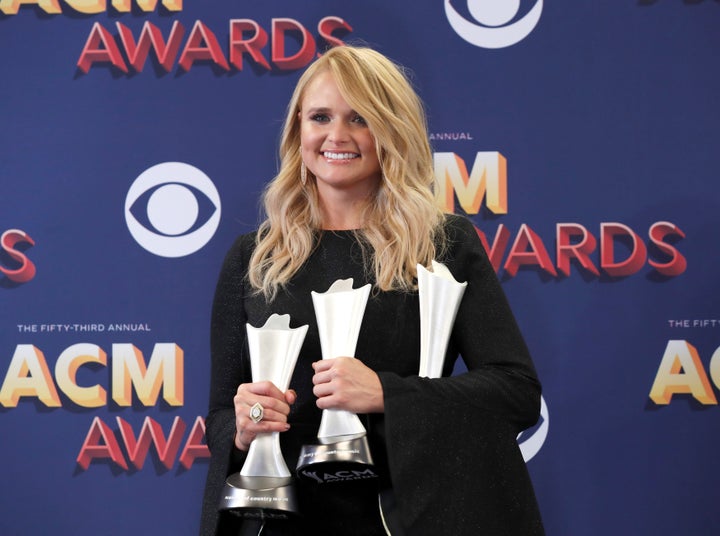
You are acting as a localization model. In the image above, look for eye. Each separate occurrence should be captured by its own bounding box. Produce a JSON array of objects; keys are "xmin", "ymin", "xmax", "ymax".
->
[
  {"xmin": 124, "ymin": 162, "xmax": 221, "ymax": 258},
  {"xmin": 310, "ymin": 113, "xmax": 330, "ymax": 123},
  {"xmin": 351, "ymin": 114, "xmax": 367, "ymax": 125}
]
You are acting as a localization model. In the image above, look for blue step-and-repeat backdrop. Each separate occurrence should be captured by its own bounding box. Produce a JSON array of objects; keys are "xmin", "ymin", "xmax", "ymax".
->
[{"xmin": 2, "ymin": 1, "xmax": 718, "ymax": 534}]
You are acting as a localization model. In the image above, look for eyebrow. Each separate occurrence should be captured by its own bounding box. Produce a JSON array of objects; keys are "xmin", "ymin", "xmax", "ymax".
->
[
  {"xmin": 303, "ymin": 106, "xmax": 359, "ymax": 116},
  {"xmin": 304, "ymin": 107, "xmax": 330, "ymax": 114}
]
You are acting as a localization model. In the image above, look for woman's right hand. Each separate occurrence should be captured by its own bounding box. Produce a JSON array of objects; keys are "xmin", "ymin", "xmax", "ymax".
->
[{"xmin": 233, "ymin": 381, "xmax": 296, "ymax": 451}]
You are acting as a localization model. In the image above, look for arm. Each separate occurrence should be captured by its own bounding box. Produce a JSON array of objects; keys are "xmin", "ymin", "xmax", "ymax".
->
[
  {"xmin": 201, "ymin": 235, "xmax": 252, "ymax": 536},
  {"xmin": 206, "ymin": 235, "xmax": 296, "ymax": 456},
  {"xmin": 201, "ymin": 235, "xmax": 299, "ymax": 536},
  {"xmin": 376, "ymin": 215, "xmax": 544, "ymax": 534},
  {"xmin": 205, "ymin": 235, "xmax": 252, "ymax": 466},
  {"xmin": 308, "ymin": 215, "xmax": 540, "ymax": 424},
  {"xmin": 380, "ymin": 214, "xmax": 541, "ymax": 431}
]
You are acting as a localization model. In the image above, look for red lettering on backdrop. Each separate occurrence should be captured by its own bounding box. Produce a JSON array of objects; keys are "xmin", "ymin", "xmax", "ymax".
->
[
  {"xmin": 230, "ymin": 19, "xmax": 271, "ymax": 71},
  {"xmin": 504, "ymin": 224, "xmax": 557, "ymax": 277},
  {"xmin": 474, "ymin": 222, "xmax": 685, "ymax": 278},
  {"xmin": 76, "ymin": 416, "xmax": 209, "ymax": 471},
  {"xmin": 556, "ymin": 223, "xmax": 600, "ymax": 277},
  {"xmin": 178, "ymin": 416, "xmax": 210, "ymax": 469},
  {"xmin": 272, "ymin": 18, "xmax": 316, "ymax": 70},
  {"xmin": 76, "ymin": 17, "xmax": 351, "ymax": 74},
  {"xmin": 178, "ymin": 21, "xmax": 229, "ymax": 71},
  {"xmin": 77, "ymin": 22, "xmax": 128, "ymax": 74},
  {"xmin": 117, "ymin": 416, "xmax": 186, "ymax": 470},
  {"xmin": 117, "ymin": 20, "xmax": 185, "ymax": 72},
  {"xmin": 318, "ymin": 16, "xmax": 353, "ymax": 47},
  {"xmin": 475, "ymin": 224, "xmax": 511, "ymax": 273},
  {"xmin": 1, "ymin": 229, "xmax": 36, "ymax": 283},
  {"xmin": 600, "ymin": 222, "xmax": 647, "ymax": 277},
  {"xmin": 77, "ymin": 416, "xmax": 129, "ymax": 470},
  {"xmin": 648, "ymin": 221, "xmax": 687, "ymax": 276}
]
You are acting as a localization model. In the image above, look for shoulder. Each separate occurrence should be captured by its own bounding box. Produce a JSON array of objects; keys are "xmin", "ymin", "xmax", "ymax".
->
[
  {"xmin": 438, "ymin": 213, "xmax": 495, "ymax": 280},
  {"xmin": 226, "ymin": 231, "xmax": 258, "ymax": 258},
  {"xmin": 440, "ymin": 213, "xmax": 482, "ymax": 255},
  {"xmin": 217, "ymin": 231, "xmax": 258, "ymax": 277},
  {"xmin": 442, "ymin": 213, "xmax": 477, "ymax": 240}
]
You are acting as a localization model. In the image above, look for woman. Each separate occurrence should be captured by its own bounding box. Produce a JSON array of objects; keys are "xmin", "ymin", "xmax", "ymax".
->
[{"xmin": 201, "ymin": 45, "xmax": 544, "ymax": 535}]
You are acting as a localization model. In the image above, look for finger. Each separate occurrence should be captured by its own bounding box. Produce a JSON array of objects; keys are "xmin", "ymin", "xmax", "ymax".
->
[
  {"xmin": 235, "ymin": 420, "xmax": 291, "ymax": 451},
  {"xmin": 242, "ymin": 418, "xmax": 291, "ymax": 434},
  {"xmin": 315, "ymin": 395, "xmax": 332, "ymax": 411},
  {"xmin": 313, "ymin": 382, "xmax": 334, "ymax": 399},
  {"xmin": 285, "ymin": 389, "xmax": 297, "ymax": 405},
  {"xmin": 312, "ymin": 359, "xmax": 334, "ymax": 372},
  {"xmin": 248, "ymin": 405, "xmax": 291, "ymax": 424},
  {"xmin": 235, "ymin": 385, "xmax": 291, "ymax": 416},
  {"xmin": 235, "ymin": 407, "xmax": 290, "ymax": 444},
  {"xmin": 312, "ymin": 369, "xmax": 334, "ymax": 386},
  {"xmin": 235, "ymin": 396, "xmax": 291, "ymax": 422},
  {"xmin": 315, "ymin": 392, "xmax": 346, "ymax": 410},
  {"xmin": 240, "ymin": 380, "xmax": 287, "ymax": 401}
]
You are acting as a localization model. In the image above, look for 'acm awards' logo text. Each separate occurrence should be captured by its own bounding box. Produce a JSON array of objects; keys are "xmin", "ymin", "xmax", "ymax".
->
[{"xmin": 445, "ymin": 0, "xmax": 543, "ymax": 49}]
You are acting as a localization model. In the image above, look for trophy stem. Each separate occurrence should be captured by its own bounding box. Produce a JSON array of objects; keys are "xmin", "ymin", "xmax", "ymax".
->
[
  {"xmin": 240, "ymin": 433, "xmax": 290, "ymax": 478},
  {"xmin": 317, "ymin": 409, "xmax": 367, "ymax": 441}
]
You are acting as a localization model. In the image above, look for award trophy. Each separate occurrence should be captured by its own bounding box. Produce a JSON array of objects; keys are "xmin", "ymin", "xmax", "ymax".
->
[
  {"xmin": 219, "ymin": 314, "xmax": 308, "ymax": 519},
  {"xmin": 296, "ymin": 279, "xmax": 378, "ymax": 484},
  {"xmin": 417, "ymin": 261, "xmax": 467, "ymax": 378}
]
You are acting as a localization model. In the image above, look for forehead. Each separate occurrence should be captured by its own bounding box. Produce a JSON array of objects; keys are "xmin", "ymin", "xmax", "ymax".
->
[{"xmin": 300, "ymin": 71, "xmax": 352, "ymax": 110}]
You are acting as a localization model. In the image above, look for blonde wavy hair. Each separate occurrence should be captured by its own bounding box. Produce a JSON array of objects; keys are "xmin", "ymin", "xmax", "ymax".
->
[{"xmin": 248, "ymin": 45, "xmax": 446, "ymax": 299}]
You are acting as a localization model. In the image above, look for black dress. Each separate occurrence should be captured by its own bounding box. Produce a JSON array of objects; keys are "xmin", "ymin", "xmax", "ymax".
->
[{"xmin": 200, "ymin": 214, "xmax": 545, "ymax": 536}]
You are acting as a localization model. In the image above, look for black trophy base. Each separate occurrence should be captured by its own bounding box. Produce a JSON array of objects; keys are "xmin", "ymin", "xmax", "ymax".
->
[
  {"xmin": 296, "ymin": 434, "xmax": 379, "ymax": 484},
  {"xmin": 219, "ymin": 474, "xmax": 298, "ymax": 519}
]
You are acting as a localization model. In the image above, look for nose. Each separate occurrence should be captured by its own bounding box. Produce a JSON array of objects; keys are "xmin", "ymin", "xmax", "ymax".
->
[{"xmin": 327, "ymin": 120, "xmax": 350, "ymax": 144}]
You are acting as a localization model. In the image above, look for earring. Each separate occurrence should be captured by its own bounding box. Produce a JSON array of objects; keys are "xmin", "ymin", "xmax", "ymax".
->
[{"xmin": 299, "ymin": 146, "xmax": 308, "ymax": 186}]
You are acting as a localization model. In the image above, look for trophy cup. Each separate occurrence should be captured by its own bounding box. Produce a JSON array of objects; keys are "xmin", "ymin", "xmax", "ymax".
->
[
  {"xmin": 296, "ymin": 279, "xmax": 378, "ymax": 484},
  {"xmin": 219, "ymin": 314, "xmax": 308, "ymax": 519},
  {"xmin": 417, "ymin": 261, "xmax": 467, "ymax": 378}
]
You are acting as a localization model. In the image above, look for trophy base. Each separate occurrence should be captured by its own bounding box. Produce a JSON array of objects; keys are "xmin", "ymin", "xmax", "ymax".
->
[
  {"xmin": 219, "ymin": 474, "xmax": 298, "ymax": 519},
  {"xmin": 296, "ymin": 434, "xmax": 379, "ymax": 484}
]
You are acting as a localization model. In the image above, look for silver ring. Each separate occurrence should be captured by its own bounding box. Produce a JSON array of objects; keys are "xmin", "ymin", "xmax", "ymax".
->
[{"xmin": 249, "ymin": 402, "xmax": 264, "ymax": 424}]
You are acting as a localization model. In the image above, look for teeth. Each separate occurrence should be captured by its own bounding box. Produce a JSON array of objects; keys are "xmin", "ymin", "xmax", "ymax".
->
[{"xmin": 323, "ymin": 152, "xmax": 358, "ymax": 160}]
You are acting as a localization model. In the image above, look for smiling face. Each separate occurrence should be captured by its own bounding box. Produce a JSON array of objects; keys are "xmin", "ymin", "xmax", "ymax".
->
[{"xmin": 299, "ymin": 71, "xmax": 382, "ymax": 203}]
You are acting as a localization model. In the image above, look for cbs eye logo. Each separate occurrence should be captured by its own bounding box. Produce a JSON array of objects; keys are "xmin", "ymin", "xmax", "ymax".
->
[
  {"xmin": 125, "ymin": 162, "xmax": 221, "ymax": 258},
  {"xmin": 445, "ymin": 0, "xmax": 543, "ymax": 49}
]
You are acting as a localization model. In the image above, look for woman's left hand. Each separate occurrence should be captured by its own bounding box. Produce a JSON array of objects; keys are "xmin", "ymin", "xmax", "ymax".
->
[{"xmin": 312, "ymin": 357, "xmax": 384, "ymax": 413}]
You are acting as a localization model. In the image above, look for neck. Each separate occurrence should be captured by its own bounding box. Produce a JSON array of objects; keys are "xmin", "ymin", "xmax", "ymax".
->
[
  {"xmin": 317, "ymin": 186, "xmax": 375, "ymax": 231},
  {"xmin": 320, "ymin": 205, "xmax": 364, "ymax": 230}
]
